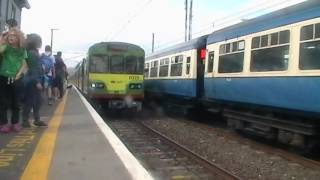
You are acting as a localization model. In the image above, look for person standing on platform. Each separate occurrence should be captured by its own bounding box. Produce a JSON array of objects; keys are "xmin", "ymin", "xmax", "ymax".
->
[
  {"xmin": 22, "ymin": 34, "xmax": 47, "ymax": 127},
  {"xmin": 0, "ymin": 29, "xmax": 27, "ymax": 133},
  {"xmin": 40, "ymin": 45, "xmax": 55, "ymax": 105},
  {"xmin": 53, "ymin": 51, "xmax": 66, "ymax": 99}
]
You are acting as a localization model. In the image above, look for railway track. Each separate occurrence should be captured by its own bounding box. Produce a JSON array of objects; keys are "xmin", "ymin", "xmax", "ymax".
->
[
  {"xmin": 172, "ymin": 116, "xmax": 320, "ymax": 172},
  {"xmin": 106, "ymin": 118, "xmax": 241, "ymax": 180}
]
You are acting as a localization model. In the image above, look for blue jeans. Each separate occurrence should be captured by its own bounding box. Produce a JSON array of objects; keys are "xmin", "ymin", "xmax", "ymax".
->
[{"xmin": 22, "ymin": 74, "xmax": 42, "ymax": 123}]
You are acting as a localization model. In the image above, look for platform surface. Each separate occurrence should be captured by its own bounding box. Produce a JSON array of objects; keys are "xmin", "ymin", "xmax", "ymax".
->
[{"xmin": 0, "ymin": 87, "xmax": 153, "ymax": 180}]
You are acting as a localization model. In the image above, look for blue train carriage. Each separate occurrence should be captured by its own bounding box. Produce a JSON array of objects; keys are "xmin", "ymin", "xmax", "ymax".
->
[
  {"xmin": 203, "ymin": 0, "xmax": 320, "ymax": 149},
  {"xmin": 144, "ymin": 35, "xmax": 208, "ymax": 110}
]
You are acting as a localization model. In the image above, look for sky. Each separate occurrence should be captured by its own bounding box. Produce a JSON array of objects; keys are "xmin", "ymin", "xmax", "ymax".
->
[{"xmin": 21, "ymin": 0, "xmax": 306, "ymax": 68}]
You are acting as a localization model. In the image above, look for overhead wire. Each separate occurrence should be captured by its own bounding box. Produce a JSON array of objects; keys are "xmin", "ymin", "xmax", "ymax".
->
[
  {"xmin": 109, "ymin": 0, "xmax": 153, "ymax": 41},
  {"xmin": 152, "ymin": 0, "xmax": 306, "ymax": 52}
]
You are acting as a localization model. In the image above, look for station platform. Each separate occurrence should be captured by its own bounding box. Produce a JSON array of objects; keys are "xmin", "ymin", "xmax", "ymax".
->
[{"xmin": 0, "ymin": 87, "xmax": 153, "ymax": 180}]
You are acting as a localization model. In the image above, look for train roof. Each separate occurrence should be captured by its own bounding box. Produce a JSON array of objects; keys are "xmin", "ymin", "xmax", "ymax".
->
[
  {"xmin": 88, "ymin": 42, "xmax": 145, "ymax": 55},
  {"xmin": 207, "ymin": 0, "xmax": 320, "ymax": 45},
  {"xmin": 146, "ymin": 35, "xmax": 208, "ymax": 61}
]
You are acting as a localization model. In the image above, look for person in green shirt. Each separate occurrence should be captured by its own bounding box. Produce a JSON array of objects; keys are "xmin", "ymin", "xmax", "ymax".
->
[{"xmin": 0, "ymin": 29, "xmax": 27, "ymax": 133}]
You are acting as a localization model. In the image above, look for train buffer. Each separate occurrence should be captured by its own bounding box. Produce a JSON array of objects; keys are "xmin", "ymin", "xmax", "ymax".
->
[{"xmin": 0, "ymin": 87, "xmax": 153, "ymax": 180}]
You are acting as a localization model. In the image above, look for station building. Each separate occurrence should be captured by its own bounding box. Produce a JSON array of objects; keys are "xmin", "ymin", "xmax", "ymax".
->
[{"xmin": 0, "ymin": 0, "xmax": 30, "ymax": 31}]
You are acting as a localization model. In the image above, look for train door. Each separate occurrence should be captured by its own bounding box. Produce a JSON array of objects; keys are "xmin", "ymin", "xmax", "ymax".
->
[
  {"xmin": 196, "ymin": 47, "xmax": 206, "ymax": 98},
  {"xmin": 83, "ymin": 58, "xmax": 89, "ymax": 94},
  {"xmin": 81, "ymin": 59, "xmax": 85, "ymax": 91}
]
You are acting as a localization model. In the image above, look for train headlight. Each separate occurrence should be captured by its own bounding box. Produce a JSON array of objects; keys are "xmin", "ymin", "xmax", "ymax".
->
[
  {"xmin": 91, "ymin": 82, "xmax": 105, "ymax": 88},
  {"xmin": 129, "ymin": 83, "xmax": 142, "ymax": 89}
]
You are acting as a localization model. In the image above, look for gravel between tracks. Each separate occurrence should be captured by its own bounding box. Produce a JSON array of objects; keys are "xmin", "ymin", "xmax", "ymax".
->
[{"xmin": 142, "ymin": 117, "xmax": 320, "ymax": 180}]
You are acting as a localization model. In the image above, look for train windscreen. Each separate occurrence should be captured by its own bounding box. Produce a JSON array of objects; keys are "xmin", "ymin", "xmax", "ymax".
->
[
  {"xmin": 125, "ymin": 56, "xmax": 144, "ymax": 74},
  {"xmin": 89, "ymin": 56, "xmax": 108, "ymax": 73},
  {"xmin": 110, "ymin": 55, "xmax": 125, "ymax": 73}
]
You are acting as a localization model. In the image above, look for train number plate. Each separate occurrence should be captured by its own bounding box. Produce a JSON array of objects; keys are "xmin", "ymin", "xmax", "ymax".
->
[{"xmin": 129, "ymin": 76, "xmax": 140, "ymax": 80}]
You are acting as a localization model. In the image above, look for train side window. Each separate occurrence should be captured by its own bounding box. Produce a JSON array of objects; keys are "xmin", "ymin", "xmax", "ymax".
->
[
  {"xmin": 279, "ymin": 30, "xmax": 290, "ymax": 44},
  {"xmin": 315, "ymin": 23, "xmax": 320, "ymax": 39},
  {"xmin": 170, "ymin": 55, "xmax": 183, "ymax": 76},
  {"xmin": 186, "ymin": 57, "xmax": 191, "ymax": 75},
  {"xmin": 225, "ymin": 43, "xmax": 231, "ymax": 53},
  {"xmin": 207, "ymin": 52, "xmax": 214, "ymax": 73},
  {"xmin": 238, "ymin": 41, "xmax": 245, "ymax": 50},
  {"xmin": 144, "ymin": 63, "xmax": 149, "ymax": 78},
  {"xmin": 300, "ymin": 24, "xmax": 314, "ymax": 41},
  {"xmin": 232, "ymin": 42, "xmax": 238, "ymax": 52},
  {"xmin": 299, "ymin": 40, "xmax": 320, "ymax": 70},
  {"xmin": 252, "ymin": 37, "xmax": 260, "ymax": 49},
  {"xmin": 218, "ymin": 40, "xmax": 245, "ymax": 73},
  {"xmin": 218, "ymin": 52, "xmax": 244, "ymax": 73},
  {"xmin": 251, "ymin": 45, "xmax": 289, "ymax": 72},
  {"xmin": 250, "ymin": 30, "xmax": 290, "ymax": 72},
  {"xmin": 261, "ymin": 35, "xmax": 268, "ymax": 47},
  {"xmin": 271, "ymin": 32, "xmax": 279, "ymax": 46},
  {"xmin": 159, "ymin": 58, "xmax": 169, "ymax": 77},
  {"xmin": 150, "ymin": 61, "xmax": 158, "ymax": 77},
  {"xmin": 299, "ymin": 23, "xmax": 320, "ymax": 70},
  {"xmin": 219, "ymin": 44, "xmax": 226, "ymax": 54}
]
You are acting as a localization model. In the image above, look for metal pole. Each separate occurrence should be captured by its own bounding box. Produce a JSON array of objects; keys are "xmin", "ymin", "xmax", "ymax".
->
[
  {"xmin": 188, "ymin": 0, "xmax": 193, "ymax": 41},
  {"xmin": 185, "ymin": 0, "xmax": 188, "ymax": 42},
  {"xmin": 152, "ymin": 33, "xmax": 155, "ymax": 53},
  {"xmin": 50, "ymin": 28, "xmax": 59, "ymax": 51},
  {"xmin": 50, "ymin": 29, "xmax": 53, "ymax": 49}
]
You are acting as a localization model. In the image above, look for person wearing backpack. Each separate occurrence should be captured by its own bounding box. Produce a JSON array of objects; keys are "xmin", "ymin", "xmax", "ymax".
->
[{"xmin": 40, "ymin": 45, "xmax": 55, "ymax": 105}]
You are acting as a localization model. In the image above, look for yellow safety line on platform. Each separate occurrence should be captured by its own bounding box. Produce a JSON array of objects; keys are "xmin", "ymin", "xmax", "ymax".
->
[{"xmin": 21, "ymin": 91, "xmax": 68, "ymax": 180}]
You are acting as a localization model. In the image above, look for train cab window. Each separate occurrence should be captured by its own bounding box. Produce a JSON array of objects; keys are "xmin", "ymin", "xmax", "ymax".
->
[
  {"xmin": 207, "ymin": 52, "xmax": 214, "ymax": 73},
  {"xmin": 144, "ymin": 63, "xmax": 149, "ymax": 78},
  {"xmin": 89, "ymin": 56, "xmax": 108, "ymax": 73},
  {"xmin": 300, "ymin": 24, "xmax": 314, "ymax": 41},
  {"xmin": 186, "ymin": 57, "xmax": 191, "ymax": 75},
  {"xmin": 159, "ymin": 58, "xmax": 169, "ymax": 77},
  {"xmin": 299, "ymin": 23, "xmax": 320, "ymax": 70},
  {"xmin": 170, "ymin": 55, "xmax": 183, "ymax": 76},
  {"xmin": 150, "ymin": 61, "xmax": 158, "ymax": 77},
  {"xmin": 125, "ymin": 56, "xmax": 143, "ymax": 74},
  {"xmin": 218, "ymin": 40, "xmax": 245, "ymax": 73},
  {"xmin": 110, "ymin": 55, "xmax": 124, "ymax": 73}
]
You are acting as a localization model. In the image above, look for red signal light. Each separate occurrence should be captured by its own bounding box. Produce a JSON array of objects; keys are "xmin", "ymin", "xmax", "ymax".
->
[{"xmin": 200, "ymin": 49, "xmax": 206, "ymax": 59}]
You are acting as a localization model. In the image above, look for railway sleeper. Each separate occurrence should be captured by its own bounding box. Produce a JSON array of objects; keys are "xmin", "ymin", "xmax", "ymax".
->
[{"xmin": 224, "ymin": 109, "xmax": 320, "ymax": 150}]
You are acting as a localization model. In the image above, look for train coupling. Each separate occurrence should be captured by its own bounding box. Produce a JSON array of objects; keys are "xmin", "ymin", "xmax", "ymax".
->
[{"xmin": 108, "ymin": 100, "xmax": 142, "ymax": 111}]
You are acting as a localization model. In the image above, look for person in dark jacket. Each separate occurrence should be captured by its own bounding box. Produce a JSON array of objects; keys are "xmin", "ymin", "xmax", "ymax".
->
[
  {"xmin": 53, "ymin": 51, "xmax": 66, "ymax": 99},
  {"xmin": 22, "ymin": 33, "xmax": 47, "ymax": 127}
]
